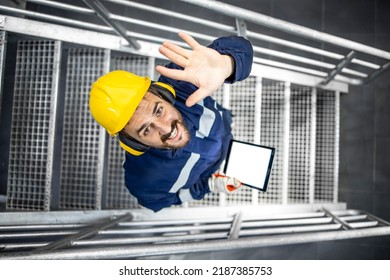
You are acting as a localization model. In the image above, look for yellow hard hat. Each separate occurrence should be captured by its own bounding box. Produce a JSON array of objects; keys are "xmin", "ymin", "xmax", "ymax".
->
[{"xmin": 89, "ymin": 70, "xmax": 151, "ymax": 135}]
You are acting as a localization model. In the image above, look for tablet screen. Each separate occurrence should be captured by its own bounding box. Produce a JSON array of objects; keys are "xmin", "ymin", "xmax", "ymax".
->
[{"xmin": 223, "ymin": 140, "xmax": 275, "ymax": 192}]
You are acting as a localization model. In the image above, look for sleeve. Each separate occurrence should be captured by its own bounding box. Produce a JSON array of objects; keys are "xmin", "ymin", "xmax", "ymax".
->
[
  {"xmin": 128, "ymin": 179, "xmax": 210, "ymax": 212},
  {"xmin": 124, "ymin": 151, "xmax": 209, "ymax": 213},
  {"xmin": 135, "ymin": 192, "xmax": 182, "ymax": 213},
  {"xmin": 179, "ymin": 176, "xmax": 211, "ymax": 202},
  {"xmin": 207, "ymin": 36, "xmax": 254, "ymax": 83},
  {"xmin": 123, "ymin": 154, "xmax": 183, "ymax": 212}
]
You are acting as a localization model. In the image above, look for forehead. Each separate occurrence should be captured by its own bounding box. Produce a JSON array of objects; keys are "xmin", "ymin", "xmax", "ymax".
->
[
  {"xmin": 125, "ymin": 92, "xmax": 166, "ymax": 129},
  {"xmin": 135, "ymin": 91, "xmax": 161, "ymax": 111}
]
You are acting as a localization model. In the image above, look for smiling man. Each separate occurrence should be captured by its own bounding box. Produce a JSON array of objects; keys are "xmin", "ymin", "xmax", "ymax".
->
[
  {"xmin": 123, "ymin": 88, "xmax": 190, "ymax": 150},
  {"xmin": 90, "ymin": 32, "xmax": 253, "ymax": 212}
]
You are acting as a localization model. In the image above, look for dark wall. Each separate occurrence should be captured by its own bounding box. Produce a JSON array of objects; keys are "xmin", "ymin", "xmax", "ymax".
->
[
  {"xmin": 230, "ymin": 0, "xmax": 390, "ymax": 259},
  {"xmin": 169, "ymin": 0, "xmax": 390, "ymax": 259}
]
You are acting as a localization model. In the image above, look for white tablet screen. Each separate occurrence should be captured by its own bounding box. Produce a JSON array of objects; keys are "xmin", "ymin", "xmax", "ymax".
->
[{"xmin": 224, "ymin": 140, "xmax": 275, "ymax": 191}]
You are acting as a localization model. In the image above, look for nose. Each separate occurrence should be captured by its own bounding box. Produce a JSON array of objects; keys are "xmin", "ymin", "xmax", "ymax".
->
[{"xmin": 155, "ymin": 118, "xmax": 172, "ymax": 135}]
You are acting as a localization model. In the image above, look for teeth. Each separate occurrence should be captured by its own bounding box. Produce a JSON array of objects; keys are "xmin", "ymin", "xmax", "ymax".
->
[{"xmin": 169, "ymin": 127, "xmax": 177, "ymax": 139}]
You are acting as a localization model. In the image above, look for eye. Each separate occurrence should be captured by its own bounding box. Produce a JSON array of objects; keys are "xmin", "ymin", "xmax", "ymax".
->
[
  {"xmin": 156, "ymin": 106, "xmax": 163, "ymax": 117},
  {"xmin": 144, "ymin": 126, "xmax": 151, "ymax": 136}
]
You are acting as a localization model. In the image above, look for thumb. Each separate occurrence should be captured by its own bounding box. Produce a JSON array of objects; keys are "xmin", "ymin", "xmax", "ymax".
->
[{"xmin": 185, "ymin": 87, "xmax": 211, "ymax": 107}]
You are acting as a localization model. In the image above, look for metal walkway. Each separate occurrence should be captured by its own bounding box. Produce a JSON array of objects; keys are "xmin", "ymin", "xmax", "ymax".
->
[{"xmin": 1, "ymin": 206, "xmax": 390, "ymax": 259}]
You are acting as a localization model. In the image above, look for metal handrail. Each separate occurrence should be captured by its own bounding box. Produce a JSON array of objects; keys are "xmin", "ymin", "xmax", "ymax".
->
[
  {"xmin": 82, "ymin": 0, "xmax": 140, "ymax": 49},
  {"xmin": 2, "ymin": 226, "xmax": 390, "ymax": 260},
  {"xmin": 180, "ymin": 0, "xmax": 390, "ymax": 60},
  {"xmin": 13, "ymin": 0, "xmax": 387, "ymax": 85},
  {"xmin": 28, "ymin": 0, "xmax": 381, "ymax": 69},
  {"xmin": 33, "ymin": 213, "xmax": 133, "ymax": 251},
  {"xmin": 1, "ymin": 208, "xmax": 389, "ymax": 259}
]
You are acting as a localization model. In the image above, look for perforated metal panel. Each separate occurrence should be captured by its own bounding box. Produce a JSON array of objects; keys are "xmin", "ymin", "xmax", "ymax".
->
[
  {"xmin": 230, "ymin": 76, "xmax": 257, "ymax": 143},
  {"xmin": 7, "ymin": 40, "xmax": 61, "ymax": 211},
  {"xmin": 259, "ymin": 79, "xmax": 285, "ymax": 204},
  {"xmin": 59, "ymin": 48, "xmax": 109, "ymax": 210},
  {"xmin": 288, "ymin": 84, "xmax": 313, "ymax": 203},
  {"xmin": 226, "ymin": 77, "xmax": 258, "ymax": 206},
  {"xmin": 187, "ymin": 78, "xmax": 338, "ymax": 208},
  {"xmin": 315, "ymin": 89, "xmax": 337, "ymax": 202},
  {"xmin": 104, "ymin": 56, "xmax": 151, "ymax": 209}
]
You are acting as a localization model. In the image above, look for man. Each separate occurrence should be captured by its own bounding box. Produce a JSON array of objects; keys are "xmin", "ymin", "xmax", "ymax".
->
[{"xmin": 90, "ymin": 32, "xmax": 253, "ymax": 212}]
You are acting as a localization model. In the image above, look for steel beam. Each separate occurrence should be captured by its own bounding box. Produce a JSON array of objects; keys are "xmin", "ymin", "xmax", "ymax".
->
[
  {"xmin": 82, "ymin": 0, "xmax": 139, "ymax": 49},
  {"xmin": 3, "ymin": 226, "xmax": 390, "ymax": 259}
]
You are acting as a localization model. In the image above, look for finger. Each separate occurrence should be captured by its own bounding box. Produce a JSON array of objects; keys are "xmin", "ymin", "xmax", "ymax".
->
[
  {"xmin": 178, "ymin": 32, "xmax": 200, "ymax": 50},
  {"xmin": 185, "ymin": 88, "xmax": 210, "ymax": 107},
  {"xmin": 162, "ymin": 40, "xmax": 191, "ymax": 59},
  {"xmin": 159, "ymin": 45, "xmax": 188, "ymax": 68},
  {"xmin": 156, "ymin": 65, "xmax": 188, "ymax": 81}
]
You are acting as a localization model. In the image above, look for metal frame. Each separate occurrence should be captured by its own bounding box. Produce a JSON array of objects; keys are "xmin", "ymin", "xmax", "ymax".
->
[
  {"xmin": 180, "ymin": 0, "xmax": 390, "ymax": 60},
  {"xmin": 0, "ymin": 13, "xmax": 345, "ymax": 90},
  {"xmin": 0, "ymin": 30, "xmax": 6, "ymax": 123},
  {"xmin": 6, "ymin": 39, "xmax": 61, "ymax": 211},
  {"xmin": 334, "ymin": 91, "xmax": 341, "ymax": 203},
  {"xmin": 1, "ymin": 206, "xmax": 390, "ymax": 259},
  {"xmin": 0, "ymin": 0, "xmax": 388, "ymax": 86},
  {"xmin": 58, "ymin": 48, "xmax": 110, "ymax": 210},
  {"xmin": 282, "ymin": 82, "xmax": 291, "ymax": 204},
  {"xmin": 0, "ymin": 1, "xmax": 348, "ymax": 210},
  {"xmin": 82, "ymin": 0, "xmax": 139, "ymax": 49}
]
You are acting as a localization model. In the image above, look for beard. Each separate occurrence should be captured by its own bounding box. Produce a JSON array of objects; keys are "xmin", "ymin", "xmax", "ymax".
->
[{"xmin": 159, "ymin": 119, "xmax": 190, "ymax": 150}]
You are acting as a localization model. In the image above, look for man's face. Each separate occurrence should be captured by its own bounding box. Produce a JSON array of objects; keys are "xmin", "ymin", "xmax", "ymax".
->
[{"xmin": 123, "ymin": 92, "xmax": 190, "ymax": 150}]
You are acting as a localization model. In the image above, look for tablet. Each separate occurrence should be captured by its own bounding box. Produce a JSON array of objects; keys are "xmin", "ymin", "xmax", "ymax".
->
[{"xmin": 223, "ymin": 140, "xmax": 275, "ymax": 192}]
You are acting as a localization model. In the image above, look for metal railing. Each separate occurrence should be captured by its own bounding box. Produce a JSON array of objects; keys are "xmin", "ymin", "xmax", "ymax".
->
[
  {"xmin": 0, "ymin": 0, "xmax": 389, "ymax": 86},
  {"xmin": 1, "ymin": 207, "xmax": 389, "ymax": 259}
]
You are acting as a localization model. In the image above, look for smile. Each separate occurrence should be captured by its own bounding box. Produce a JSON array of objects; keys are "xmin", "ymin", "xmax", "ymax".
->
[{"xmin": 168, "ymin": 126, "xmax": 178, "ymax": 139}]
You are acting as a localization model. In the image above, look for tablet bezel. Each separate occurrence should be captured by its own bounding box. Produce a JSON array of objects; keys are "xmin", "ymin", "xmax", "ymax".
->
[{"xmin": 223, "ymin": 139, "xmax": 275, "ymax": 192}]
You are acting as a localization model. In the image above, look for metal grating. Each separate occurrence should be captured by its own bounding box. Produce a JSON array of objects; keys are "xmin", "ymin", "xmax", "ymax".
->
[
  {"xmin": 230, "ymin": 76, "xmax": 257, "ymax": 143},
  {"xmin": 182, "ymin": 78, "xmax": 338, "ymax": 207},
  {"xmin": 189, "ymin": 190, "xmax": 220, "ymax": 207},
  {"xmin": 315, "ymin": 90, "xmax": 337, "ymax": 202},
  {"xmin": 104, "ymin": 55, "xmax": 151, "ymax": 209},
  {"xmin": 7, "ymin": 40, "xmax": 61, "ymax": 211},
  {"xmin": 259, "ymin": 79, "xmax": 285, "ymax": 204},
  {"xmin": 212, "ymin": 84, "xmax": 224, "ymax": 106},
  {"xmin": 1, "ymin": 44, "xmax": 342, "ymax": 211},
  {"xmin": 59, "ymin": 48, "xmax": 110, "ymax": 210},
  {"xmin": 288, "ymin": 84, "xmax": 313, "ymax": 203},
  {"xmin": 226, "ymin": 76, "xmax": 258, "ymax": 206}
]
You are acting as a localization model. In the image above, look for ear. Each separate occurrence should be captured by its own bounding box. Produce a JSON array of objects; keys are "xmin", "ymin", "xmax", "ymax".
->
[
  {"xmin": 118, "ymin": 132, "xmax": 149, "ymax": 156},
  {"xmin": 152, "ymin": 82, "xmax": 176, "ymax": 104}
]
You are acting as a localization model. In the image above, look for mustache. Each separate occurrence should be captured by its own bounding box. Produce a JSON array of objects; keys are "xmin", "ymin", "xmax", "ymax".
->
[{"xmin": 161, "ymin": 120, "xmax": 179, "ymax": 143}]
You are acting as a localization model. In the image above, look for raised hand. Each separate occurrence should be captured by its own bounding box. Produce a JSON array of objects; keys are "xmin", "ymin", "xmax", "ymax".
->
[{"xmin": 156, "ymin": 32, "xmax": 234, "ymax": 107}]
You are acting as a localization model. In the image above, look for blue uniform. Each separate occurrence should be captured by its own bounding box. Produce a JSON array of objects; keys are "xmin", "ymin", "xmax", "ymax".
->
[{"xmin": 123, "ymin": 36, "xmax": 253, "ymax": 212}]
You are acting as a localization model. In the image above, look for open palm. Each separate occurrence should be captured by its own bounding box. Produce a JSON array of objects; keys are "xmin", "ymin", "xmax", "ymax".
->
[{"xmin": 156, "ymin": 32, "xmax": 234, "ymax": 107}]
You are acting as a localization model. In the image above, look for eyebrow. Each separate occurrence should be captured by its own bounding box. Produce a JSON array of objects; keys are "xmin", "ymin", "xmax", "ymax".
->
[{"xmin": 136, "ymin": 101, "xmax": 162, "ymax": 136}]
